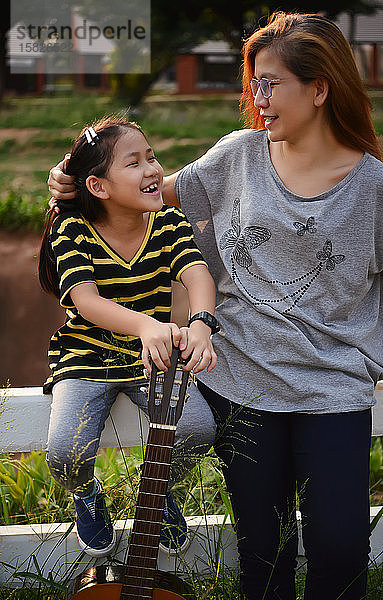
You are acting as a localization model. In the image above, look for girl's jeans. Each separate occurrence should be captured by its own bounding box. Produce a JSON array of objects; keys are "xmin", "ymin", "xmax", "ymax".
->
[
  {"xmin": 47, "ymin": 378, "xmax": 216, "ymax": 496},
  {"xmin": 197, "ymin": 380, "xmax": 372, "ymax": 600}
]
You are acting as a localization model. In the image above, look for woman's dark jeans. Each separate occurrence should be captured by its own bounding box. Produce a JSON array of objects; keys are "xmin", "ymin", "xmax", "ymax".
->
[{"xmin": 197, "ymin": 380, "xmax": 371, "ymax": 600}]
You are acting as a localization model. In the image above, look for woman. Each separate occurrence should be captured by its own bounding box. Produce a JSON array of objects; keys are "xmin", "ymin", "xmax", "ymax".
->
[{"xmin": 48, "ymin": 12, "xmax": 382, "ymax": 599}]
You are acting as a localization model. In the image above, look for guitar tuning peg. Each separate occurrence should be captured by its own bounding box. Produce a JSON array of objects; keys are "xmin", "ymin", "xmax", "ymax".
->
[
  {"xmin": 140, "ymin": 385, "xmax": 149, "ymax": 397},
  {"xmin": 185, "ymin": 393, "xmax": 190, "ymax": 403}
]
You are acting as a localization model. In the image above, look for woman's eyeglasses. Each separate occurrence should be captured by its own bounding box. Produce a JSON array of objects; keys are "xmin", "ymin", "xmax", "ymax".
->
[{"xmin": 250, "ymin": 77, "xmax": 280, "ymax": 99}]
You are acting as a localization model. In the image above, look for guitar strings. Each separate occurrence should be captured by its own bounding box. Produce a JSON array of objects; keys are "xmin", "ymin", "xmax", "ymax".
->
[{"xmin": 124, "ymin": 363, "xmax": 184, "ymax": 598}]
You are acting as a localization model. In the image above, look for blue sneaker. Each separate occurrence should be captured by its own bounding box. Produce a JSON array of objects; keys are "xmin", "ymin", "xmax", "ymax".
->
[
  {"xmin": 73, "ymin": 478, "xmax": 116, "ymax": 557},
  {"xmin": 159, "ymin": 491, "xmax": 189, "ymax": 554}
]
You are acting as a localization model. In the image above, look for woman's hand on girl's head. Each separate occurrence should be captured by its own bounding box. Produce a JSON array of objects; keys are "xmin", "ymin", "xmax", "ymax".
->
[
  {"xmin": 179, "ymin": 321, "xmax": 217, "ymax": 374},
  {"xmin": 140, "ymin": 320, "xmax": 182, "ymax": 373},
  {"xmin": 48, "ymin": 154, "xmax": 76, "ymax": 201}
]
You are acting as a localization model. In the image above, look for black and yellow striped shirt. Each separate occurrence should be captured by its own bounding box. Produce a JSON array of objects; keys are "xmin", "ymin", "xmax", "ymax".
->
[{"xmin": 43, "ymin": 206, "xmax": 207, "ymax": 393}]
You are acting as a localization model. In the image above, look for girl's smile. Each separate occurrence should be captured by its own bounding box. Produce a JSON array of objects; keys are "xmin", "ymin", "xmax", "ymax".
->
[{"xmin": 141, "ymin": 181, "xmax": 160, "ymax": 195}]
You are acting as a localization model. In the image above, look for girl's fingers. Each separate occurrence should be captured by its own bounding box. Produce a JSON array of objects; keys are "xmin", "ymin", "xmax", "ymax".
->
[
  {"xmin": 192, "ymin": 349, "xmax": 211, "ymax": 373},
  {"xmin": 206, "ymin": 349, "xmax": 218, "ymax": 372},
  {"xmin": 141, "ymin": 347, "xmax": 151, "ymax": 373},
  {"xmin": 151, "ymin": 345, "xmax": 169, "ymax": 372},
  {"xmin": 181, "ymin": 344, "xmax": 217, "ymax": 373},
  {"xmin": 182, "ymin": 347, "xmax": 202, "ymax": 372},
  {"xmin": 178, "ymin": 327, "xmax": 188, "ymax": 351},
  {"xmin": 163, "ymin": 332, "xmax": 173, "ymax": 362},
  {"xmin": 169, "ymin": 322, "xmax": 182, "ymax": 348}
]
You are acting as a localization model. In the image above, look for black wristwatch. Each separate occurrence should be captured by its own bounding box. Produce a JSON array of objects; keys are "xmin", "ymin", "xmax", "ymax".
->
[{"xmin": 188, "ymin": 311, "xmax": 220, "ymax": 334}]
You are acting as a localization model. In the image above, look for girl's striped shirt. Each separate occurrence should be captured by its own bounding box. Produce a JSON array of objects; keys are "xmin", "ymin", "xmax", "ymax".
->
[{"xmin": 43, "ymin": 205, "xmax": 207, "ymax": 393}]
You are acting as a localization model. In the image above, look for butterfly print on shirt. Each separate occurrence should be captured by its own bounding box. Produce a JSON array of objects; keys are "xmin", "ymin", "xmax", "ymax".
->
[
  {"xmin": 293, "ymin": 216, "xmax": 317, "ymax": 236},
  {"xmin": 316, "ymin": 240, "xmax": 345, "ymax": 271},
  {"xmin": 218, "ymin": 199, "xmax": 345, "ymax": 314},
  {"xmin": 219, "ymin": 197, "xmax": 271, "ymax": 267}
]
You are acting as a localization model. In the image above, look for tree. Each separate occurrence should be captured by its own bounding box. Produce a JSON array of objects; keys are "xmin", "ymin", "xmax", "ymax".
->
[
  {"xmin": 1, "ymin": 0, "xmax": 380, "ymax": 104},
  {"xmin": 84, "ymin": 0, "xmax": 380, "ymax": 102}
]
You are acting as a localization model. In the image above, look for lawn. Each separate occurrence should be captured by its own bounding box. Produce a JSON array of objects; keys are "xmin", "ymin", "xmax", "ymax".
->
[
  {"xmin": 0, "ymin": 93, "xmax": 242, "ymax": 230},
  {"xmin": 0, "ymin": 91, "xmax": 381, "ymax": 231}
]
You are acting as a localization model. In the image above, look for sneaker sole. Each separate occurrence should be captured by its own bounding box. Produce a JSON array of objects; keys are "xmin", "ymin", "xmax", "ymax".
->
[{"xmin": 77, "ymin": 528, "xmax": 116, "ymax": 558}]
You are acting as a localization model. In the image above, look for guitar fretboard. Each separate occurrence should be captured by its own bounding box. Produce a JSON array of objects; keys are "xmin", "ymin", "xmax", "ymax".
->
[{"xmin": 120, "ymin": 425, "xmax": 176, "ymax": 600}]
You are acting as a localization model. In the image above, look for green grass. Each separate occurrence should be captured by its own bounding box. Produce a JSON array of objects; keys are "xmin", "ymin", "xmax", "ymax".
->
[
  {"xmin": 0, "ymin": 448, "xmax": 228, "ymax": 526},
  {"xmin": 0, "ymin": 92, "xmax": 382, "ymax": 231},
  {"xmin": 0, "ymin": 93, "xmax": 242, "ymax": 231},
  {"xmin": 0, "ymin": 446, "xmax": 382, "ymax": 598},
  {"xmin": 371, "ymin": 95, "xmax": 383, "ymax": 136},
  {"xmin": 0, "ymin": 570, "xmax": 382, "ymax": 599}
]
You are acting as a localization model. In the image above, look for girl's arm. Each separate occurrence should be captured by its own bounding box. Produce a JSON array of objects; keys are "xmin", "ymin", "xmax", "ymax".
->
[
  {"xmin": 70, "ymin": 282, "xmax": 182, "ymax": 373},
  {"xmin": 179, "ymin": 264, "xmax": 218, "ymax": 373}
]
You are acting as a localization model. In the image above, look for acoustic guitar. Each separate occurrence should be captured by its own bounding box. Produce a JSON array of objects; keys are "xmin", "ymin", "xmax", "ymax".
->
[{"xmin": 70, "ymin": 347, "xmax": 194, "ymax": 600}]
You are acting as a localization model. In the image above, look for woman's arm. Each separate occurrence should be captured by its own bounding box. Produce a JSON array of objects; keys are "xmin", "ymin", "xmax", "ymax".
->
[
  {"xmin": 70, "ymin": 281, "xmax": 182, "ymax": 372},
  {"xmin": 179, "ymin": 264, "xmax": 217, "ymax": 373},
  {"xmin": 162, "ymin": 172, "xmax": 181, "ymax": 207}
]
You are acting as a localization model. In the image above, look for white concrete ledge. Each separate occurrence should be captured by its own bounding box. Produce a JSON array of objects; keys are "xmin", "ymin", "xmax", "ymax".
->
[
  {"xmin": 1, "ymin": 383, "xmax": 383, "ymax": 453},
  {"xmin": 1, "ymin": 509, "xmax": 382, "ymax": 587},
  {"xmin": 0, "ymin": 515, "xmax": 238, "ymax": 587},
  {"xmin": 0, "ymin": 388, "xmax": 149, "ymax": 452},
  {"xmin": 1, "ymin": 384, "xmax": 383, "ymax": 587}
]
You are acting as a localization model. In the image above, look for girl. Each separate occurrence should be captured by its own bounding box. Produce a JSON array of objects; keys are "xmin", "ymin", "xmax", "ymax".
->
[
  {"xmin": 48, "ymin": 12, "xmax": 383, "ymax": 598},
  {"xmin": 39, "ymin": 116, "xmax": 218, "ymax": 558}
]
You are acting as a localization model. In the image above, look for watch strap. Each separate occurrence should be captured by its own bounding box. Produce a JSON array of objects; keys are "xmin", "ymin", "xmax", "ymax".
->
[{"xmin": 188, "ymin": 311, "xmax": 220, "ymax": 334}]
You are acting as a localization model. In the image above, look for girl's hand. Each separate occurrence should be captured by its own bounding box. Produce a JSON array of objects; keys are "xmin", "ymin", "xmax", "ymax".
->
[
  {"xmin": 47, "ymin": 154, "xmax": 76, "ymax": 203},
  {"xmin": 179, "ymin": 321, "xmax": 217, "ymax": 374},
  {"xmin": 140, "ymin": 320, "xmax": 182, "ymax": 373}
]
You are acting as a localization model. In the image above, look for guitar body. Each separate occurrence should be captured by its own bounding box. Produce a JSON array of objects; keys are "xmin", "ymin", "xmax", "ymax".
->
[
  {"xmin": 71, "ymin": 584, "xmax": 184, "ymax": 600},
  {"xmin": 70, "ymin": 565, "xmax": 193, "ymax": 599},
  {"xmin": 73, "ymin": 583, "xmax": 185, "ymax": 600}
]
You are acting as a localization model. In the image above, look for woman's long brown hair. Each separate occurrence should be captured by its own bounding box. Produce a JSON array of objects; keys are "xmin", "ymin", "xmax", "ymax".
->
[
  {"xmin": 38, "ymin": 116, "xmax": 144, "ymax": 297},
  {"xmin": 240, "ymin": 11, "xmax": 381, "ymax": 160}
]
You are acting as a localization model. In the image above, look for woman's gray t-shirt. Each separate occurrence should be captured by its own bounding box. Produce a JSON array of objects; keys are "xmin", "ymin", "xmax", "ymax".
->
[{"xmin": 176, "ymin": 128, "xmax": 383, "ymax": 413}]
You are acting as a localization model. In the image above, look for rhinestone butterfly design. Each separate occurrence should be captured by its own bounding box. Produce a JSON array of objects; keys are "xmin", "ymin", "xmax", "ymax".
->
[
  {"xmin": 219, "ymin": 198, "xmax": 271, "ymax": 267},
  {"xmin": 293, "ymin": 216, "xmax": 317, "ymax": 236},
  {"xmin": 316, "ymin": 240, "xmax": 345, "ymax": 271}
]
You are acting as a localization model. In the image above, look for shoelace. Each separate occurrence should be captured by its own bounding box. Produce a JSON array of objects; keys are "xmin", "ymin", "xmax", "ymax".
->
[
  {"xmin": 83, "ymin": 495, "xmax": 97, "ymax": 520},
  {"xmin": 75, "ymin": 480, "xmax": 100, "ymax": 521}
]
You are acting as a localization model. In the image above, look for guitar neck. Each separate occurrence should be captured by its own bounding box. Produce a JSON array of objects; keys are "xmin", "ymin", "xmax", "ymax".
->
[{"xmin": 120, "ymin": 424, "xmax": 176, "ymax": 600}]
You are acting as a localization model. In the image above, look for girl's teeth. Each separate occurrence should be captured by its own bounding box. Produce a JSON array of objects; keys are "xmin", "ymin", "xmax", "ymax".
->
[{"xmin": 142, "ymin": 184, "xmax": 158, "ymax": 193}]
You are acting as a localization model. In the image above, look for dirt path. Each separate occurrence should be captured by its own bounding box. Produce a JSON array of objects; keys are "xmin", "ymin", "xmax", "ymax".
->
[{"xmin": 0, "ymin": 229, "xmax": 64, "ymax": 387}]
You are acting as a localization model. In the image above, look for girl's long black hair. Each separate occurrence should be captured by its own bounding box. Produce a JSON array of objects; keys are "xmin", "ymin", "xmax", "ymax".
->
[{"xmin": 38, "ymin": 116, "xmax": 144, "ymax": 298}]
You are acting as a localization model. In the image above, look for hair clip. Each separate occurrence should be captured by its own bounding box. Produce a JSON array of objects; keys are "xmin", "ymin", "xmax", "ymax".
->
[{"xmin": 84, "ymin": 127, "xmax": 99, "ymax": 146}]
